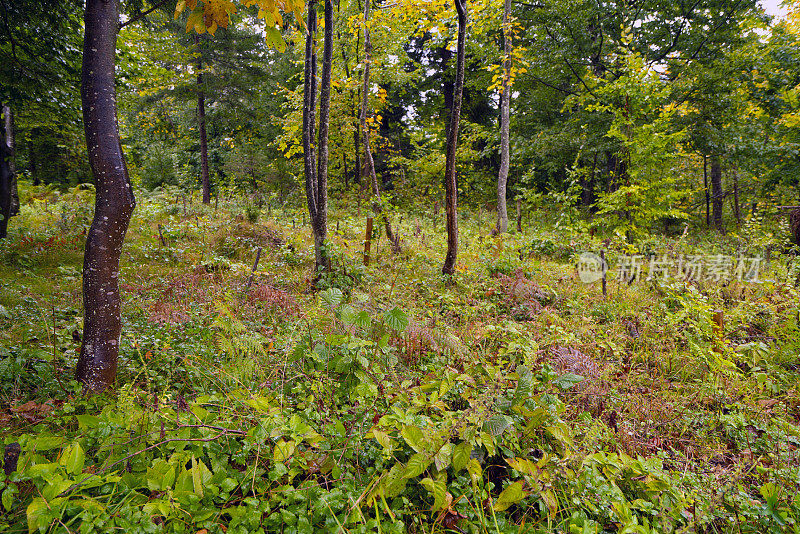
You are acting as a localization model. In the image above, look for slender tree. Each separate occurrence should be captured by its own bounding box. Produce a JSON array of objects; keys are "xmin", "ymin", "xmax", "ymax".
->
[
  {"xmin": 496, "ymin": 0, "xmax": 511, "ymax": 233},
  {"xmin": 710, "ymin": 154, "xmax": 723, "ymax": 233},
  {"xmin": 75, "ymin": 0, "xmax": 136, "ymax": 392},
  {"xmin": 0, "ymin": 104, "xmax": 9, "ymax": 239},
  {"xmin": 195, "ymin": 34, "xmax": 211, "ymax": 204},
  {"xmin": 303, "ymin": 0, "xmax": 333, "ymax": 274},
  {"xmin": 3, "ymin": 105, "xmax": 19, "ymax": 216},
  {"xmin": 442, "ymin": 0, "xmax": 467, "ymax": 276},
  {"xmin": 360, "ymin": 0, "xmax": 397, "ymax": 250}
]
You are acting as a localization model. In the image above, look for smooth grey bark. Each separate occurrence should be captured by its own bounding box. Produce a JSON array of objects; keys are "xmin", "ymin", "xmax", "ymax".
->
[
  {"xmin": 195, "ymin": 34, "xmax": 211, "ymax": 204},
  {"xmin": 0, "ymin": 104, "xmax": 9, "ymax": 239},
  {"xmin": 495, "ymin": 0, "xmax": 511, "ymax": 233},
  {"xmin": 302, "ymin": 0, "xmax": 331, "ymax": 274},
  {"xmin": 76, "ymin": 0, "xmax": 136, "ymax": 393},
  {"xmin": 360, "ymin": 0, "xmax": 397, "ymax": 251},
  {"xmin": 442, "ymin": 0, "xmax": 467, "ymax": 276},
  {"xmin": 710, "ymin": 155, "xmax": 723, "ymax": 233},
  {"xmin": 3, "ymin": 105, "xmax": 18, "ymax": 216}
]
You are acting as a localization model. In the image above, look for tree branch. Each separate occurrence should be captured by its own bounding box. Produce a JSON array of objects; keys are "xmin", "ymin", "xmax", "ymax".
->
[{"xmin": 119, "ymin": 0, "xmax": 173, "ymax": 30}]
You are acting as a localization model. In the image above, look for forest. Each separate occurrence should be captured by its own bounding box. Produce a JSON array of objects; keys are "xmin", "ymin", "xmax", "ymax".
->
[{"xmin": 1, "ymin": 0, "xmax": 800, "ymax": 532}]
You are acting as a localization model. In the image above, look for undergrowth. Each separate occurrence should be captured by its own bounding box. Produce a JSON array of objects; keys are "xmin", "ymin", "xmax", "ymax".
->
[{"xmin": 1, "ymin": 183, "xmax": 799, "ymax": 533}]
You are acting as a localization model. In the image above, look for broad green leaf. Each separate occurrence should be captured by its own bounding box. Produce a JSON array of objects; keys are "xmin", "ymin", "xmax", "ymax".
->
[
  {"xmin": 434, "ymin": 442, "xmax": 453, "ymax": 471},
  {"xmin": 191, "ymin": 455, "xmax": 204, "ymax": 499},
  {"xmin": 274, "ymin": 439, "xmax": 296, "ymax": 463},
  {"xmin": 354, "ymin": 310, "xmax": 371, "ymax": 328},
  {"xmin": 27, "ymin": 497, "xmax": 58, "ymax": 533},
  {"xmin": 319, "ymin": 288, "xmax": 343, "ymax": 309},
  {"xmin": 400, "ymin": 425, "xmax": 425, "ymax": 453},
  {"xmin": 494, "ymin": 481, "xmax": 525, "ymax": 511},
  {"xmin": 33, "ymin": 435, "xmax": 66, "ymax": 451},
  {"xmin": 381, "ymin": 463, "xmax": 408, "ymax": 498},
  {"xmin": 403, "ymin": 453, "xmax": 430, "ymax": 479},
  {"xmin": 452, "ymin": 442, "xmax": 472, "ymax": 473},
  {"xmin": 2, "ymin": 485, "xmax": 17, "ymax": 511},
  {"xmin": 384, "ymin": 307, "xmax": 409, "ymax": 332},
  {"xmin": 60, "ymin": 443, "xmax": 84, "ymax": 475},
  {"xmin": 483, "ymin": 414, "xmax": 513, "ymax": 436},
  {"xmin": 553, "ymin": 373, "xmax": 585, "ymax": 390},
  {"xmin": 420, "ymin": 472, "xmax": 447, "ymax": 511},
  {"xmin": 338, "ymin": 304, "xmax": 357, "ymax": 325},
  {"xmin": 146, "ymin": 459, "xmax": 176, "ymax": 491},
  {"xmin": 371, "ymin": 428, "xmax": 392, "ymax": 450},
  {"xmin": 507, "ymin": 457, "xmax": 539, "ymax": 476}
]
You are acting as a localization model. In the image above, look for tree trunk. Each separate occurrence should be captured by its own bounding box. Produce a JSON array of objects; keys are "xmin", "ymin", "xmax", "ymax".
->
[
  {"xmin": 0, "ymin": 104, "xmax": 9, "ymax": 239},
  {"xmin": 710, "ymin": 155, "xmax": 723, "ymax": 233},
  {"xmin": 703, "ymin": 154, "xmax": 709, "ymax": 227},
  {"xmin": 76, "ymin": 0, "xmax": 136, "ymax": 393},
  {"xmin": 495, "ymin": 0, "xmax": 511, "ymax": 234},
  {"xmin": 442, "ymin": 0, "xmax": 467, "ymax": 276},
  {"xmin": 732, "ymin": 168, "xmax": 741, "ymax": 225},
  {"xmin": 195, "ymin": 34, "xmax": 211, "ymax": 204},
  {"xmin": 4, "ymin": 105, "xmax": 19, "ymax": 216},
  {"xmin": 360, "ymin": 0, "xmax": 397, "ymax": 251},
  {"xmin": 302, "ymin": 0, "xmax": 330, "ymax": 274}
]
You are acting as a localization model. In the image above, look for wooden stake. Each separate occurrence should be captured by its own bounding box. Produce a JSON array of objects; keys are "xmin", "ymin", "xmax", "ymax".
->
[
  {"xmin": 364, "ymin": 217, "xmax": 373, "ymax": 266},
  {"xmin": 246, "ymin": 247, "xmax": 262, "ymax": 289},
  {"xmin": 600, "ymin": 250, "xmax": 607, "ymax": 299},
  {"xmin": 516, "ymin": 198, "xmax": 522, "ymax": 232},
  {"xmin": 158, "ymin": 224, "xmax": 165, "ymax": 246}
]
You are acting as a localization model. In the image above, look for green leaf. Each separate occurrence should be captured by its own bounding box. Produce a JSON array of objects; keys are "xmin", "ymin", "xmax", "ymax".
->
[
  {"xmin": 27, "ymin": 497, "xmax": 54, "ymax": 533},
  {"xmin": 354, "ymin": 310, "xmax": 372, "ymax": 329},
  {"xmin": 420, "ymin": 472, "xmax": 447, "ymax": 511},
  {"xmin": 403, "ymin": 453, "xmax": 431, "ymax": 479},
  {"xmin": 2, "ymin": 485, "xmax": 18, "ymax": 511},
  {"xmin": 371, "ymin": 428, "xmax": 392, "ymax": 450},
  {"xmin": 494, "ymin": 481, "xmax": 526, "ymax": 511},
  {"xmin": 483, "ymin": 414, "xmax": 513, "ymax": 436},
  {"xmin": 338, "ymin": 304, "xmax": 357, "ymax": 325},
  {"xmin": 319, "ymin": 288, "xmax": 343, "ymax": 309},
  {"xmin": 274, "ymin": 439, "xmax": 296, "ymax": 463},
  {"xmin": 452, "ymin": 442, "xmax": 472, "ymax": 473},
  {"xmin": 384, "ymin": 307, "xmax": 409, "ymax": 332},
  {"xmin": 401, "ymin": 425, "xmax": 425, "ymax": 452},
  {"xmin": 381, "ymin": 463, "xmax": 408, "ymax": 498},
  {"xmin": 191, "ymin": 455, "xmax": 204, "ymax": 499},
  {"xmin": 60, "ymin": 442, "xmax": 84, "ymax": 475},
  {"xmin": 513, "ymin": 366, "xmax": 534, "ymax": 406},
  {"xmin": 147, "ymin": 459, "xmax": 176, "ymax": 491},
  {"xmin": 0, "ymin": 304, "xmax": 10, "ymax": 319},
  {"xmin": 434, "ymin": 442, "xmax": 453, "ymax": 471},
  {"xmin": 553, "ymin": 373, "xmax": 585, "ymax": 390}
]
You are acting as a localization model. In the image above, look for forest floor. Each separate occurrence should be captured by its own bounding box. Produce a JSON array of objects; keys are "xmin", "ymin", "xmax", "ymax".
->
[{"xmin": 1, "ymin": 184, "xmax": 800, "ymax": 533}]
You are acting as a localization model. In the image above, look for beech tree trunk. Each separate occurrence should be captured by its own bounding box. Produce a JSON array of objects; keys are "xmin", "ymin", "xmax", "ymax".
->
[
  {"xmin": 442, "ymin": 0, "xmax": 467, "ymax": 276},
  {"xmin": 360, "ymin": 0, "xmax": 397, "ymax": 251},
  {"xmin": 76, "ymin": 0, "xmax": 136, "ymax": 393},
  {"xmin": 0, "ymin": 104, "xmax": 9, "ymax": 239},
  {"xmin": 195, "ymin": 34, "xmax": 211, "ymax": 204},
  {"xmin": 3, "ymin": 105, "xmax": 18, "ymax": 216},
  {"xmin": 703, "ymin": 155, "xmax": 709, "ymax": 227},
  {"xmin": 302, "ymin": 0, "xmax": 331, "ymax": 274},
  {"xmin": 496, "ymin": 0, "xmax": 511, "ymax": 234},
  {"xmin": 710, "ymin": 155, "xmax": 723, "ymax": 233}
]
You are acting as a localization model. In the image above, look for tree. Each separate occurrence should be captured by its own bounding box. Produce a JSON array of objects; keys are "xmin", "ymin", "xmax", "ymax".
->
[
  {"xmin": 442, "ymin": 0, "xmax": 467, "ymax": 276},
  {"xmin": 75, "ymin": 0, "xmax": 137, "ymax": 392},
  {"xmin": 0, "ymin": 104, "xmax": 10, "ymax": 239},
  {"xmin": 360, "ymin": 0, "xmax": 397, "ymax": 250},
  {"xmin": 195, "ymin": 34, "xmax": 212, "ymax": 203},
  {"xmin": 495, "ymin": 0, "xmax": 511, "ymax": 233},
  {"xmin": 303, "ymin": 0, "xmax": 333, "ymax": 274}
]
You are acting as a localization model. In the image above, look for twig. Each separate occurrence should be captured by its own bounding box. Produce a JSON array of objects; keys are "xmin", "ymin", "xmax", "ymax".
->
[{"xmin": 118, "ymin": 0, "xmax": 173, "ymax": 30}]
